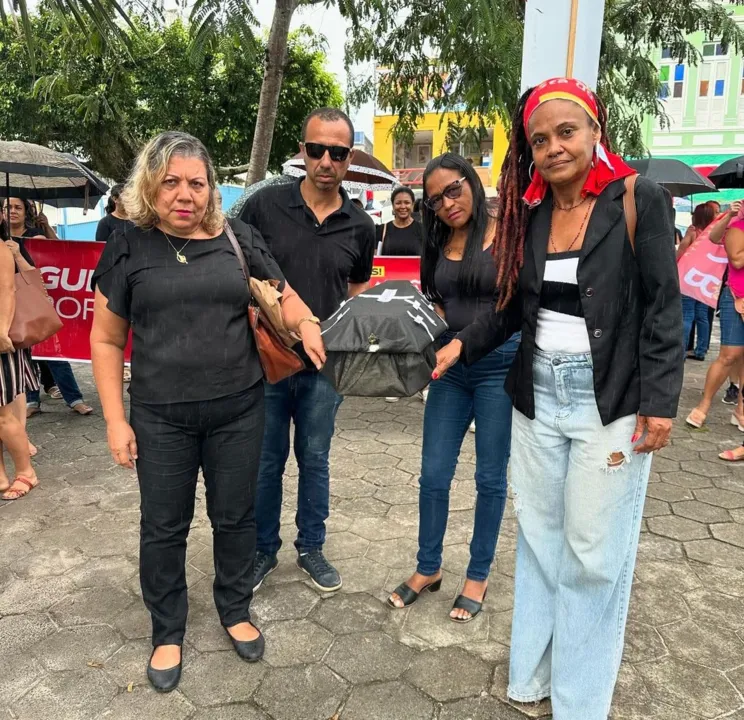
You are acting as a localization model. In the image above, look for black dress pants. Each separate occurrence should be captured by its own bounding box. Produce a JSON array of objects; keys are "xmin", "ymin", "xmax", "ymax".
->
[{"xmin": 130, "ymin": 383, "xmax": 264, "ymax": 646}]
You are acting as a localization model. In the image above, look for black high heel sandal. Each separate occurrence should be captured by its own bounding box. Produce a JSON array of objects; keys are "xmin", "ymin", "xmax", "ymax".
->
[
  {"xmin": 387, "ymin": 576, "xmax": 442, "ymax": 609},
  {"xmin": 147, "ymin": 646, "xmax": 182, "ymax": 693},
  {"xmin": 450, "ymin": 588, "xmax": 488, "ymax": 623}
]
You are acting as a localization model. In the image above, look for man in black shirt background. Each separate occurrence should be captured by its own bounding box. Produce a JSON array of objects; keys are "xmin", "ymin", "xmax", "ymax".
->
[{"xmin": 241, "ymin": 108, "xmax": 375, "ymax": 592}]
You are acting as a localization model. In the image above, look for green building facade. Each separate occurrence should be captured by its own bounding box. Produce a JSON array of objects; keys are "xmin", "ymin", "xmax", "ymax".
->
[{"xmin": 642, "ymin": 1, "xmax": 744, "ymax": 202}]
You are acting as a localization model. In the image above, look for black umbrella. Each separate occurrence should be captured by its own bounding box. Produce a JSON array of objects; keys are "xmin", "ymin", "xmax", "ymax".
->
[
  {"xmin": 225, "ymin": 175, "xmax": 295, "ymax": 219},
  {"xmin": 0, "ymin": 141, "xmax": 109, "ymax": 229},
  {"xmin": 708, "ymin": 156, "xmax": 744, "ymax": 189},
  {"xmin": 320, "ymin": 280, "xmax": 448, "ymax": 397},
  {"xmin": 58, "ymin": 154, "xmax": 110, "ymax": 209},
  {"xmin": 627, "ymin": 158, "xmax": 717, "ymax": 197}
]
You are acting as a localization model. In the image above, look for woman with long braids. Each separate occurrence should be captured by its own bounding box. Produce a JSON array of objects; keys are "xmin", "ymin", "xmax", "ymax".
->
[
  {"xmin": 387, "ymin": 154, "xmax": 518, "ymax": 621},
  {"xmin": 432, "ymin": 78, "xmax": 683, "ymax": 718}
]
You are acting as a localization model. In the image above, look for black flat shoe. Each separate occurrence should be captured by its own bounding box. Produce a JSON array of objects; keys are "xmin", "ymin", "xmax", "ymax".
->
[
  {"xmin": 450, "ymin": 588, "xmax": 488, "ymax": 624},
  {"xmin": 147, "ymin": 647, "xmax": 182, "ymax": 693},
  {"xmin": 387, "ymin": 577, "xmax": 442, "ymax": 609},
  {"xmin": 225, "ymin": 625, "xmax": 265, "ymax": 662}
]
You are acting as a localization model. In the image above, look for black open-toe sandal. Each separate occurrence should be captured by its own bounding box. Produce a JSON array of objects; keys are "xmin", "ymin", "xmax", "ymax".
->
[
  {"xmin": 450, "ymin": 588, "xmax": 488, "ymax": 623},
  {"xmin": 387, "ymin": 577, "xmax": 442, "ymax": 609}
]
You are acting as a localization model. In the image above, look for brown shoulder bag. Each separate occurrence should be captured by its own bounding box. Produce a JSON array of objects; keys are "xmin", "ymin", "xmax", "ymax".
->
[
  {"xmin": 223, "ymin": 222, "xmax": 304, "ymax": 384},
  {"xmin": 9, "ymin": 265, "xmax": 63, "ymax": 350},
  {"xmin": 623, "ymin": 173, "xmax": 638, "ymax": 253}
]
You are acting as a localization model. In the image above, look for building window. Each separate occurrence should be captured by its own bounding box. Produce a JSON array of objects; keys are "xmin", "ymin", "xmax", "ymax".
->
[
  {"xmin": 697, "ymin": 58, "xmax": 729, "ymax": 127},
  {"xmin": 702, "ymin": 42, "xmax": 727, "ymax": 58},
  {"xmin": 659, "ymin": 64, "xmax": 685, "ymax": 99}
]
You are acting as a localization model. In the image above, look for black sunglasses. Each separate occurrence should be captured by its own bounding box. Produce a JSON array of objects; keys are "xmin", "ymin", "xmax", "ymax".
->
[
  {"xmin": 303, "ymin": 142, "xmax": 351, "ymax": 163},
  {"xmin": 425, "ymin": 176, "xmax": 467, "ymax": 212}
]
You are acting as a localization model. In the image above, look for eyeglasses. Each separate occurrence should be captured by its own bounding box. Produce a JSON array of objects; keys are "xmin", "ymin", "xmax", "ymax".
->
[
  {"xmin": 303, "ymin": 142, "xmax": 351, "ymax": 163},
  {"xmin": 425, "ymin": 177, "xmax": 467, "ymax": 212}
]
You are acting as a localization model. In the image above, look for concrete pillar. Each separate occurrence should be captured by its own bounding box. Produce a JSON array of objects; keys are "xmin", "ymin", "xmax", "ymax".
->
[{"xmin": 520, "ymin": 0, "xmax": 607, "ymax": 92}]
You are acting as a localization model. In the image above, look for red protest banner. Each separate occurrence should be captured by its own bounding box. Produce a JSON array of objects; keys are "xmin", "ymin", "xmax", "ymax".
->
[
  {"xmin": 371, "ymin": 255, "xmax": 421, "ymax": 290},
  {"xmin": 24, "ymin": 239, "xmax": 421, "ymax": 362},
  {"xmin": 23, "ymin": 238, "xmax": 129, "ymax": 362}
]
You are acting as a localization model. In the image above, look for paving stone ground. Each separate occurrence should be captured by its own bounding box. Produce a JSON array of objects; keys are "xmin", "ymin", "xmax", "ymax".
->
[{"xmin": 2, "ymin": 348, "xmax": 744, "ymax": 719}]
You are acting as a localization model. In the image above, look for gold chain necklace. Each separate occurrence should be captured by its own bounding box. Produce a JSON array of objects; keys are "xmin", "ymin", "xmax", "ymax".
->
[{"xmin": 162, "ymin": 231, "xmax": 193, "ymax": 265}]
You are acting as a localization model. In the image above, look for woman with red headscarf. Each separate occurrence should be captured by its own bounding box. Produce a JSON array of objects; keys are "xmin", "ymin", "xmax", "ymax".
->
[{"xmin": 431, "ymin": 79, "xmax": 683, "ymax": 719}]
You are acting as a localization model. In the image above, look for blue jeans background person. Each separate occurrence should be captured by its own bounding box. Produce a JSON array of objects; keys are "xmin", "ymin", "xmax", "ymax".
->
[
  {"xmin": 681, "ymin": 295, "xmax": 710, "ymax": 360},
  {"xmin": 27, "ymin": 360, "xmax": 93, "ymax": 415},
  {"xmin": 254, "ymin": 370, "xmax": 343, "ymax": 591}
]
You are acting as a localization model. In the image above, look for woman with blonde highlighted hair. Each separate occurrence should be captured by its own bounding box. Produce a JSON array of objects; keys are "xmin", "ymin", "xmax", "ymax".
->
[{"xmin": 91, "ymin": 131, "xmax": 325, "ymax": 692}]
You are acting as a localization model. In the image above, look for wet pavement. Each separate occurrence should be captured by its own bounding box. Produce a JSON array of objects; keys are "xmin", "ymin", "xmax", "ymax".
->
[{"xmin": 1, "ymin": 355, "xmax": 744, "ymax": 720}]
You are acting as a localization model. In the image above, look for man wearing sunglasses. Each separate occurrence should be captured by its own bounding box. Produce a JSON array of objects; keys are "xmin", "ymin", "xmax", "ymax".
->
[{"xmin": 240, "ymin": 107, "xmax": 376, "ymax": 594}]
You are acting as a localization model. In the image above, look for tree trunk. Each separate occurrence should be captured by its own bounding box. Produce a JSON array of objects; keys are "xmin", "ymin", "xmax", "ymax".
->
[{"xmin": 245, "ymin": 0, "xmax": 299, "ymax": 187}]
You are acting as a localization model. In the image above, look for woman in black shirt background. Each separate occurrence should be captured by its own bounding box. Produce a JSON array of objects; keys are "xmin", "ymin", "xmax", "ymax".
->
[
  {"xmin": 95, "ymin": 184, "xmax": 131, "ymax": 243},
  {"xmin": 387, "ymin": 154, "xmax": 518, "ymax": 622},
  {"xmin": 377, "ymin": 186, "xmax": 423, "ymax": 256},
  {"xmin": 91, "ymin": 131, "xmax": 325, "ymax": 692}
]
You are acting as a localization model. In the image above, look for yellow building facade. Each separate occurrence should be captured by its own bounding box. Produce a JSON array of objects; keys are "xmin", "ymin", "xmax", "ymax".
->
[{"xmin": 373, "ymin": 111, "xmax": 509, "ymax": 190}]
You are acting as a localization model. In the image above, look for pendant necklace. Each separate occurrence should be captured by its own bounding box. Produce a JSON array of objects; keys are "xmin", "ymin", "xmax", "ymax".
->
[
  {"xmin": 549, "ymin": 198, "xmax": 595, "ymax": 254},
  {"xmin": 163, "ymin": 231, "xmax": 193, "ymax": 265}
]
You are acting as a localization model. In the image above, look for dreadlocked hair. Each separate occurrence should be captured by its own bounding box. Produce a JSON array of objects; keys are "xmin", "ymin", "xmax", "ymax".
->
[
  {"xmin": 493, "ymin": 87, "xmax": 611, "ymax": 310},
  {"xmin": 492, "ymin": 88, "xmax": 534, "ymax": 310}
]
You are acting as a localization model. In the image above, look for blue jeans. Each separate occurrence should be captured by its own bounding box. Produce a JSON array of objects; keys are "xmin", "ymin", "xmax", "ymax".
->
[
  {"xmin": 26, "ymin": 361, "xmax": 84, "ymax": 408},
  {"xmin": 256, "ymin": 370, "xmax": 342, "ymax": 556},
  {"xmin": 682, "ymin": 296, "xmax": 710, "ymax": 357},
  {"xmin": 507, "ymin": 350, "xmax": 651, "ymax": 719},
  {"xmin": 417, "ymin": 334, "xmax": 518, "ymax": 581}
]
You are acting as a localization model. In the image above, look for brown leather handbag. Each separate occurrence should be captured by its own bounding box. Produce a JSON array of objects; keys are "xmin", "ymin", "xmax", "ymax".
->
[
  {"xmin": 9, "ymin": 266, "xmax": 63, "ymax": 349},
  {"xmin": 224, "ymin": 223, "xmax": 304, "ymax": 383}
]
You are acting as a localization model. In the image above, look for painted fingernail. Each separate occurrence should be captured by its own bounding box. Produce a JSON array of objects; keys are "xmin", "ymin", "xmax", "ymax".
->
[
  {"xmin": 432, "ymin": 372, "xmax": 439, "ymax": 380},
  {"xmin": 631, "ymin": 433, "xmax": 640, "ymax": 443}
]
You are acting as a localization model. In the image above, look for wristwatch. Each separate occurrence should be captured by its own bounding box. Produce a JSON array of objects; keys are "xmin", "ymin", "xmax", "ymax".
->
[{"xmin": 298, "ymin": 316, "xmax": 321, "ymax": 330}]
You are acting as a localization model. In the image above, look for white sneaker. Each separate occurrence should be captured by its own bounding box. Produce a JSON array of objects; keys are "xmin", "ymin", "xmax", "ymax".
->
[
  {"xmin": 385, "ymin": 397, "xmax": 400, "ymax": 403},
  {"xmin": 469, "ymin": 420, "xmax": 475, "ymax": 433}
]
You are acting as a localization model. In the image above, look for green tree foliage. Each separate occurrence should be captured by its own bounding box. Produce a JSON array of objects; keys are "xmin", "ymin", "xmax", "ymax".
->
[
  {"xmin": 0, "ymin": 8, "xmax": 342, "ymax": 180},
  {"xmin": 341, "ymin": 0, "xmax": 744, "ymax": 156}
]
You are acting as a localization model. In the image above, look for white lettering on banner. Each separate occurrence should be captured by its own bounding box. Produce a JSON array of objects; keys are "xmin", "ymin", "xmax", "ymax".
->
[
  {"xmin": 40, "ymin": 266, "xmax": 95, "ymax": 292},
  {"xmin": 55, "ymin": 297, "xmax": 95, "ymax": 321},
  {"xmin": 707, "ymin": 253, "xmax": 729, "ymax": 264},
  {"xmin": 684, "ymin": 268, "xmax": 722, "ymax": 299}
]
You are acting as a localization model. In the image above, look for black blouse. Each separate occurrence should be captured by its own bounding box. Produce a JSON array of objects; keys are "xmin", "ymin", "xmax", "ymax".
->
[
  {"xmin": 96, "ymin": 214, "xmax": 133, "ymax": 243},
  {"xmin": 434, "ymin": 246, "xmax": 497, "ymax": 332},
  {"xmin": 377, "ymin": 221, "xmax": 423, "ymax": 256},
  {"xmin": 92, "ymin": 219, "xmax": 284, "ymax": 405},
  {"xmin": 11, "ymin": 227, "xmax": 43, "ymax": 271}
]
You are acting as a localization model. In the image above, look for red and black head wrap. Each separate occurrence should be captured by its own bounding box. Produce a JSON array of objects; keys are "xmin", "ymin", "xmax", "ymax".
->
[{"xmin": 521, "ymin": 77, "xmax": 635, "ymax": 207}]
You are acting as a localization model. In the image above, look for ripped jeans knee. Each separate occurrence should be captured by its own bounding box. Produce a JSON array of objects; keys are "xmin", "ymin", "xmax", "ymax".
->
[{"xmin": 603, "ymin": 450, "xmax": 630, "ymax": 473}]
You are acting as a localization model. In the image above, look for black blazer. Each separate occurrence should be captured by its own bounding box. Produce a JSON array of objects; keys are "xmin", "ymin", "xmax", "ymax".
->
[{"xmin": 457, "ymin": 177, "xmax": 684, "ymax": 426}]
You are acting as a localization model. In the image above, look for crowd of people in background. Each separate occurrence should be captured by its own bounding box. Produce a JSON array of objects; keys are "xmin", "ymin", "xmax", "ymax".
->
[
  {"xmin": 3, "ymin": 77, "xmax": 743, "ymax": 720},
  {"xmin": 682, "ymin": 199, "xmax": 744, "ymax": 458}
]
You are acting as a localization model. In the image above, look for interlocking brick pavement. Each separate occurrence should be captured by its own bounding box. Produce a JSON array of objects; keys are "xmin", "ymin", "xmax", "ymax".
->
[{"xmin": 2, "ymin": 354, "xmax": 744, "ymax": 719}]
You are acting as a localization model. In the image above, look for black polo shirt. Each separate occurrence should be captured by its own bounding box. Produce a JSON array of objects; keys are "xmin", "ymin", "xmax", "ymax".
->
[{"xmin": 239, "ymin": 179, "xmax": 375, "ymax": 322}]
